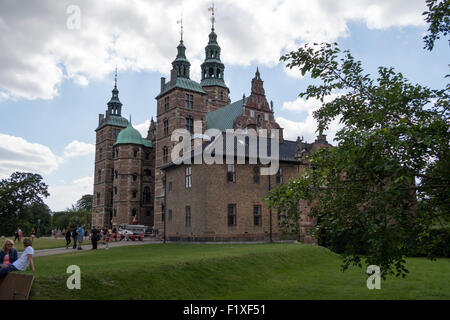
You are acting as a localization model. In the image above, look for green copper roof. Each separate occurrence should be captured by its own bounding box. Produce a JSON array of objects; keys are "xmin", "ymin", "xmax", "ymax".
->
[
  {"xmin": 114, "ymin": 121, "xmax": 144, "ymax": 146},
  {"xmin": 206, "ymin": 97, "xmax": 249, "ymax": 131},
  {"xmin": 201, "ymin": 77, "xmax": 228, "ymax": 88},
  {"xmin": 156, "ymin": 77, "xmax": 206, "ymax": 99},
  {"xmin": 142, "ymin": 138, "xmax": 152, "ymax": 148},
  {"xmin": 95, "ymin": 115, "xmax": 128, "ymax": 131}
]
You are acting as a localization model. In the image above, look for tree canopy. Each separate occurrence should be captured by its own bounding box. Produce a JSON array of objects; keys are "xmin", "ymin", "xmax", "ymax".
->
[{"xmin": 267, "ymin": 5, "xmax": 449, "ymax": 277}]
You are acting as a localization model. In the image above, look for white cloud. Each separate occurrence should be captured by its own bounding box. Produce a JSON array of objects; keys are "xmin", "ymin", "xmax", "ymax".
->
[
  {"xmin": 135, "ymin": 120, "xmax": 150, "ymax": 138},
  {"xmin": 63, "ymin": 140, "xmax": 95, "ymax": 158},
  {"xmin": 47, "ymin": 176, "xmax": 93, "ymax": 211},
  {"xmin": 0, "ymin": 0, "xmax": 426, "ymax": 100},
  {"xmin": 278, "ymin": 94, "xmax": 343, "ymax": 143},
  {"xmin": 0, "ymin": 134, "xmax": 63, "ymax": 178}
]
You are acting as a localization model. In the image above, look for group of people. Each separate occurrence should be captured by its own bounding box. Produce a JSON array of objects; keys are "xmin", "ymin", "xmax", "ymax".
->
[
  {"xmin": 63, "ymin": 226, "xmax": 120, "ymax": 250},
  {"xmin": 0, "ymin": 238, "xmax": 34, "ymax": 279}
]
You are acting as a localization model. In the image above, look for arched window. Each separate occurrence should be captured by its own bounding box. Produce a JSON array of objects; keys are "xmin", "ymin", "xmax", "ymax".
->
[
  {"xmin": 163, "ymin": 146, "xmax": 169, "ymax": 164},
  {"xmin": 209, "ymin": 67, "xmax": 214, "ymax": 78}
]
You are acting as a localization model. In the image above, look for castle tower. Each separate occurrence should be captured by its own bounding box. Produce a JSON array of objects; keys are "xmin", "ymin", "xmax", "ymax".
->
[
  {"xmin": 93, "ymin": 72, "xmax": 129, "ymax": 228},
  {"xmin": 153, "ymin": 34, "xmax": 208, "ymax": 235},
  {"xmin": 112, "ymin": 117, "xmax": 154, "ymax": 227},
  {"xmin": 200, "ymin": 5, "xmax": 230, "ymax": 111}
]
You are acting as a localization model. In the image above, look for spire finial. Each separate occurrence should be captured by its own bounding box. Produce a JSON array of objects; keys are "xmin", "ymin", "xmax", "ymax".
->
[
  {"xmin": 114, "ymin": 65, "xmax": 118, "ymax": 88},
  {"xmin": 208, "ymin": 1, "xmax": 215, "ymax": 31},
  {"xmin": 129, "ymin": 115, "xmax": 132, "ymax": 125},
  {"xmin": 177, "ymin": 11, "xmax": 184, "ymax": 42}
]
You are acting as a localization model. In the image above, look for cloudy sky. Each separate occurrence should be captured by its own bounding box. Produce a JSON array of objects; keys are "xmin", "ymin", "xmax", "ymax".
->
[{"xmin": 0, "ymin": 0, "xmax": 447, "ymax": 211}]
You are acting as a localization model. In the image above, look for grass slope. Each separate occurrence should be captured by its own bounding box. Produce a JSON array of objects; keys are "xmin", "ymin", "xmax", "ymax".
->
[
  {"xmin": 26, "ymin": 243, "xmax": 450, "ymax": 300},
  {"xmin": 1, "ymin": 237, "xmax": 67, "ymax": 251}
]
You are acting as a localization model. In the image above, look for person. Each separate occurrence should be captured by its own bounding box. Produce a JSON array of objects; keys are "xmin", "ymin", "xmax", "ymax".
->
[
  {"xmin": 18, "ymin": 228, "xmax": 22, "ymax": 242},
  {"xmin": 91, "ymin": 226, "xmax": 98, "ymax": 250},
  {"xmin": 14, "ymin": 228, "xmax": 19, "ymax": 243},
  {"xmin": 0, "ymin": 239, "xmax": 18, "ymax": 268},
  {"xmin": 0, "ymin": 238, "xmax": 34, "ymax": 279},
  {"xmin": 105, "ymin": 231, "xmax": 110, "ymax": 250},
  {"xmin": 65, "ymin": 229, "xmax": 72, "ymax": 249},
  {"xmin": 30, "ymin": 228, "xmax": 36, "ymax": 244},
  {"xmin": 77, "ymin": 225, "xmax": 85, "ymax": 250},
  {"xmin": 112, "ymin": 227, "xmax": 117, "ymax": 241},
  {"xmin": 72, "ymin": 227, "xmax": 78, "ymax": 249}
]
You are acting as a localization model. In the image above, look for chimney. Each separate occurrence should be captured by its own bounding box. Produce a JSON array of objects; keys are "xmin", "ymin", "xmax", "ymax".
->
[
  {"xmin": 170, "ymin": 68, "xmax": 177, "ymax": 86},
  {"xmin": 160, "ymin": 77, "xmax": 166, "ymax": 92}
]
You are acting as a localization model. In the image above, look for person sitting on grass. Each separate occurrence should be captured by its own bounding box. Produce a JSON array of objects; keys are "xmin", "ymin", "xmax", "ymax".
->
[
  {"xmin": 0, "ymin": 238, "xmax": 34, "ymax": 278},
  {"xmin": 0, "ymin": 239, "xmax": 18, "ymax": 268}
]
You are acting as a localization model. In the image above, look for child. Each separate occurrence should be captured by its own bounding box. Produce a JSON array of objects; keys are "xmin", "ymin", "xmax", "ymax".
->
[{"xmin": 0, "ymin": 238, "xmax": 34, "ymax": 278}]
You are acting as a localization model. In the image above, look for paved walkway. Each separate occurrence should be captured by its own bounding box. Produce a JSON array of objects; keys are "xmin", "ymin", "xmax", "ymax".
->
[{"xmin": 31, "ymin": 239, "xmax": 162, "ymax": 257}]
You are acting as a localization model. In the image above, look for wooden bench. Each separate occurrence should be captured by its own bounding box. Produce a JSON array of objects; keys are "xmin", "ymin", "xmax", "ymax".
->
[{"xmin": 0, "ymin": 273, "xmax": 34, "ymax": 300}]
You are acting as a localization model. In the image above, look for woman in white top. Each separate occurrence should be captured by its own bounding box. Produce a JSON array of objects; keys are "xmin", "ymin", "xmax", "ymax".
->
[{"xmin": 0, "ymin": 238, "xmax": 34, "ymax": 278}]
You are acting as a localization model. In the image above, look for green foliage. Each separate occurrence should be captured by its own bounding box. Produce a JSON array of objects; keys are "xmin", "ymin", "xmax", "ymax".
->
[
  {"xmin": 51, "ymin": 194, "xmax": 92, "ymax": 230},
  {"xmin": 273, "ymin": 42, "xmax": 449, "ymax": 279},
  {"xmin": 423, "ymin": 0, "xmax": 450, "ymax": 50},
  {"xmin": 0, "ymin": 172, "xmax": 50, "ymax": 236}
]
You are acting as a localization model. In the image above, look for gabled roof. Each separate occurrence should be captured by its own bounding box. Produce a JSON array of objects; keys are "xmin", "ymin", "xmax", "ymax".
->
[
  {"xmin": 206, "ymin": 97, "xmax": 249, "ymax": 131},
  {"xmin": 156, "ymin": 77, "xmax": 206, "ymax": 99}
]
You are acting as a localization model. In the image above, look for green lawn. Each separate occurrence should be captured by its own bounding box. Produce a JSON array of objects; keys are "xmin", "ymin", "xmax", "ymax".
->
[
  {"xmin": 1, "ymin": 237, "xmax": 67, "ymax": 251},
  {"xmin": 25, "ymin": 243, "xmax": 450, "ymax": 300}
]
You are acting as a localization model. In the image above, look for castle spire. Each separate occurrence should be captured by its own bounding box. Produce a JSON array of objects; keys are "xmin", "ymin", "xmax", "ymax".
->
[
  {"xmin": 200, "ymin": 3, "xmax": 228, "ymax": 90},
  {"xmin": 172, "ymin": 13, "xmax": 191, "ymax": 79},
  {"xmin": 107, "ymin": 68, "xmax": 122, "ymax": 116}
]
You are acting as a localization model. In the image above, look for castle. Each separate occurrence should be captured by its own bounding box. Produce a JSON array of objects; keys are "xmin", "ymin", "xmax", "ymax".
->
[{"xmin": 92, "ymin": 16, "xmax": 331, "ymax": 242}]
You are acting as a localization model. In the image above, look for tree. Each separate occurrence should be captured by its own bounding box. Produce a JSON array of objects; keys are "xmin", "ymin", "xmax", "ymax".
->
[
  {"xmin": 269, "ymin": 39, "xmax": 449, "ymax": 278},
  {"xmin": 0, "ymin": 172, "xmax": 50, "ymax": 236},
  {"xmin": 423, "ymin": 0, "xmax": 450, "ymax": 50},
  {"xmin": 76, "ymin": 194, "xmax": 93, "ymax": 212}
]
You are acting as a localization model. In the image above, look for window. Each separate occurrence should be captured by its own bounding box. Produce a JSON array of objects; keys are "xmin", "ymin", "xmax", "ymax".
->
[
  {"xmin": 254, "ymin": 205, "xmax": 262, "ymax": 226},
  {"xmin": 185, "ymin": 206, "xmax": 191, "ymax": 227},
  {"xmin": 146, "ymin": 210, "xmax": 150, "ymax": 217},
  {"xmin": 143, "ymin": 187, "xmax": 151, "ymax": 203},
  {"xmin": 114, "ymin": 187, "xmax": 117, "ymax": 195},
  {"xmin": 185, "ymin": 166, "xmax": 192, "ymax": 188},
  {"xmin": 144, "ymin": 169, "xmax": 151, "ymax": 177},
  {"xmin": 132, "ymin": 173, "xmax": 137, "ymax": 181},
  {"xmin": 113, "ymin": 129, "xmax": 120, "ymax": 139},
  {"xmin": 113, "ymin": 208, "xmax": 117, "ymax": 217},
  {"xmin": 111, "ymin": 169, "xmax": 114, "ymax": 181},
  {"xmin": 168, "ymin": 209, "xmax": 172, "ymax": 221},
  {"xmin": 133, "ymin": 149, "xmax": 138, "ymax": 158},
  {"xmin": 228, "ymin": 204, "xmax": 236, "ymax": 226},
  {"xmin": 115, "ymin": 170, "xmax": 118, "ymax": 179},
  {"xmin": 115, "ymin": 148, "xmax": 119, "ymax": 158},
  {"xmin": 164, "ymin": 96, "xmax": 170, "ymax": 112},
  {"xmin": 220, "ymin": 91, "xmax": 224, "ymax": 101},
  {"xmin": 145, "ymin": 152, "xmax": 150, "ymax": 160},
  {"xmin": 132, "ymin": 209, "xmax": 137, "ymax": 216},
  {"xmin": 99, "ymin": 148, "xmax": 103, "ymax": 160},
  {"xmin": 97, "ymin": 192, "xmax": 100, "ymax": 205},
  {"xmin": 185, "ymin": 94, "xmax": 194, "ymax": 109},
  {"xmin": 250, "ymin": 110, "xmax": 255, "ymax": 118},
  {"xmin": 132, "ymin": 190, "xmax": 137, "ymax": 198},
  {"xmin": 278, "ymin": 210, "xmax": 285, "ymax": 223},
  {"xmin": 276, "ymin": 168, "xmax": 283, "ymax": 184},
  {"xmin": 185, "ymin": 116, "xmax": 194, "ymax": 134},
  {"xmin": 265, "ymin": 113, "xmax": 269, "ymax": 121},
  {"xmin": 97, "ymin": 169, "xmax": 101, "ymax": 182},
  {"xmin": 253, "ymin": 165, "xmax": 260, "ymax": 183},
  {"xmin": 163, "ymin": 146, "xmax": 169, "ymax": 164},
  {"xmin": 227, "ymin": 164, "xmax": 236, "ymax": 182},
  {"xmin": 163, "ymin": 118, "xmax": 169, "ymax": 136}
]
